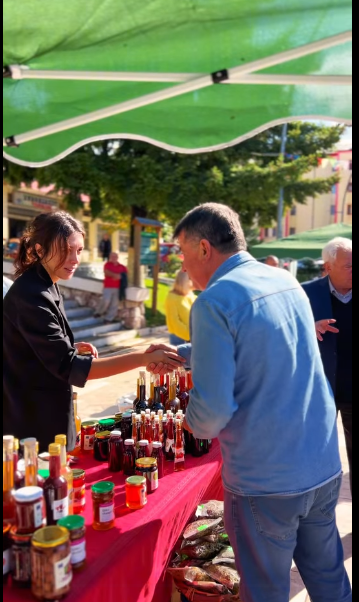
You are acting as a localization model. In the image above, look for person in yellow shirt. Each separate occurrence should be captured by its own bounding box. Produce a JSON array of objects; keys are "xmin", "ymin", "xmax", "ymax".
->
[{"xmin": 165, "ymin": 271, "xmax": 197, "ymax": 345}]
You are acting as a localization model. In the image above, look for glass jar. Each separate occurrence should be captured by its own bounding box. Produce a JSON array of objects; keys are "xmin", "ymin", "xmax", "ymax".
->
[
  {"xmin": 114, "ymin": 413, "xmax": 123, "ymax": 430},
  {"xmin": 72, "ymin": 469, "xmax": 86, "ymax": 515},
  {"xmin": 137, "ymin": 440, "xmax": 150, "ymax": 459},
  {"xmin": 93, "ymin": 431, "xmax": 111, "ymax": 462},
  {"xmin": 125, "ymin": 476, "xmax": 147, "ymax": 510},
  {"xmin": 57, "ymin": 515, "xmax": 86, "ymax": 571},
  {"xmin": 123, "ymin": 439, "xmax": 136, "ymax": 476},
  {"xmin": 10, "ymin": 527, "xmax": 32, "ymax": 588},
  {"xmin": 98, "ymin": 418, "xmax": 115, "ymax": 432},
  {"xmin": 31, "ymin": 526, "xmax": 72, "ymax": 601},
  {"xmin": 13, "ymin": 486, "xmax": 45, "ymax": 534},
  {"xmin": 81, "ymin": 421, "xmax": 98, "ymax": 454},
  {"xmin": 120, "ymin": 412, "xmax": 133, "ymax": 441},
  {"xmin": 3, "ymin": 523, "xmax": 11, "ymax": 584},
  {"xmin": 91, "ymin": 482, "xmax": 115, "ymax": 531},
  {"xmin": 108, "ymin": 431, "xmax": 124, "ymax": 472},
  {"xmin": 135, "ymin": 458, "xmax": 158, "ymax": 494},
  {"xmin": 151, "ymin": 442, "xmax": 165, "ymax": 479}
]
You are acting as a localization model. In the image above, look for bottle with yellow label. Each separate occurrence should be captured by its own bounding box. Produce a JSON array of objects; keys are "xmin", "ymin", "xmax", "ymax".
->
[{"xmin": 54, "ymin": 435, "xmax": 73, "ymax": 515}]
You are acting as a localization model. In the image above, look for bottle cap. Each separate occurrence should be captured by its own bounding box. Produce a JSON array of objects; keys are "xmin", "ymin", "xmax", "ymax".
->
[
  {"xmin": 48, "ymin": 443, "xmax": 61, "ymax": 456},
  {"xmin": 139, "ymin": 440, "xmax": 149, "ymax": 446},
  {"xmin": 152, "ymin": 442, "xmax": 162, "ymax": 449},
  {"xmin": 14, "ymin": 486, "xmax": 43, "ymax": 503},
  {"xmin": 58, "ymin": 515, "xmax": 85, "ymax": 531},
  {"xmin": 55, "ymin": 434, "xmax": 67, "ymax": 446},
  {"xmin": 124, "ymin": 439, "xmax": 135, "ymax": 446},
  {"xmin": 91, "ymin": 481, "xmax": 115, "ymax": 494}
]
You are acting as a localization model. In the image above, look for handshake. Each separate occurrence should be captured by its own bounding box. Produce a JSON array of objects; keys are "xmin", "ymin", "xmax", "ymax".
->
[{"xmin": 144, "ymin": 343, "xmax": 185, "ymax": 375}]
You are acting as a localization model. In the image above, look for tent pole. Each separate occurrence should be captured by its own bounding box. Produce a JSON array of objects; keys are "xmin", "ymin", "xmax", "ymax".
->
[{"xmin": 4, "ymin": 30, "xmax": 352, "ymax": 147}]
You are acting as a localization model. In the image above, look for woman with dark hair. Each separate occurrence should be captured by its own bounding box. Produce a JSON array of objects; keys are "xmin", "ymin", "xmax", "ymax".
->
[{"xmin": 3, "ymin": 211, "xmax": 184, "ymax": 451}]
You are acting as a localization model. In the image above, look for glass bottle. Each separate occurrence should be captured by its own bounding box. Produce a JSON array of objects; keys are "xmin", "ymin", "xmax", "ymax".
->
[
  {"xmin": 147, "ymin": 375, "xmax": 155, "ymax": 408},
  {"xmin": 55, "ymin": 435, "xmax": 73, "ymax": 515},
  {"xmin": 187, "ymin": 371, "xmax": 193, "ymax": 391},
  {"xmin": 140, "ymin": 411, "xmax": 146, "ymax": 440},
  {"xmin": 131, "ymin": 413, "xmax": 137, "ymax": 447},
  {"xmin": 174, "ymin": 420, "xmax": 185, "ymax": 471},
  {"xmin": 43, "ymin": 443, "xmax": 69, "ymax": 525},
  {"xmin": 137, "ymin": 440, "xmax": 150, "ymax": 459},
  {"xmin": 165, "ymin": 415, "xmax": 175, "ymax": 462},
  {"xmin": 153, "ymin": 416, "xmax": 161, "ymax": 443},
  {"xmin": 178, "ymin": 368, "xmax": 189, "ymax": 412},
  {"xmin": 165, "ymin": 375, "xmax": 181, "ymax": 414},
  {"xmin": 134, "ymin": 373, "xmax": 148, "ymax": 413},
  {"xmin": 136, "ymin": 414, "xmax": 142, "ymax": 453},
  {"xmin": 3, "ymin": 435, "xmax": 16, "ymax": 524},
  {"xmin": 132, "ymin": 377, "xmax": 140, "ymax": 412},
  {"xmin": 123, "ymin": 439, "xmax": 136, "ymax": 476},
  {"xmin": 150, "ymin": 375, "xmax": 165, "ymax": 413},
  {"xmin": 145, "ymin": 414, "xmax": 153, "ymax": 445},
  {"xmin": 151, "ymin": 442, "xmax": 164, "ymax": 479},
  {"xmin": 13, "ymin": 438, "xmax": 24, "ymax": 490},
  {"xmin": 69, "ymin": 392, "xmax": 81, "ymax": 455},
  {"xmin": 108, "ymin": 431, "xmax": 124, "ymax": 472},
  {"xmin": 191, "ymin": 437, "xmax": 204, "ymax": 458},
  {"xmin": 24, "ymin": 438, "xmax": 44, "ymax": 488},
  {"xmin": 160, "ymin": 374, "xmax": 168, "ymax": 406}
]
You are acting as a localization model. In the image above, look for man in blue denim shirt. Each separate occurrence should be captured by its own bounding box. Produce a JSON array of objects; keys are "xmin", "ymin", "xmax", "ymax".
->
[{"xmin": 149, "ymin": 204, "xmax": 351, "ymax": 602}]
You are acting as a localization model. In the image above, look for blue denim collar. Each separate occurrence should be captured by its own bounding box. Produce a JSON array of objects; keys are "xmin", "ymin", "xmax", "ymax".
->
[{"xmin": 207, "ymin": 251, "xmax": 255, "ymax": 289}]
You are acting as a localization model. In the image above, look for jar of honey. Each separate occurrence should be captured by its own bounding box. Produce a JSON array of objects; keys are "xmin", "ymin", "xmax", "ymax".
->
[
  {"xmin": 81, "ymin": 421, "xmax": 98, "ymax": 454},
  {"xmin": 91, "ymin": 482, "xmax": 115, "ymax": 531},
  {"xmin": 125, "ymin": 476, "xmax": 147, "ymax": 510},
  {"xmin": 72, "ymin": 469, "xmax": 86, "ymax": 515}
]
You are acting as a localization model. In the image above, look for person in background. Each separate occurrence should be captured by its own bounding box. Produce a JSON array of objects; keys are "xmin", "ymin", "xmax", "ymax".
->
[
  {"xmin": 3, "ymin": 212, "xmax": 184, "ymax": 452},
  {"xmin": 99, "ymin": 233, "xmax": 112, "ymax": 261},
  {"xmin": 147, "ymin": 203, "xmax": 351, "ymax": 602},
  {"xmin": 264, "ymin": 254, "xmax": 280, "ymax": 268},
  {"xmin": 94, "ymin": 251, "xmax": 126, "ymax": 324},
  {"xmin": 303, "ymin": 237, "xmax": 352, "ymax": 495},
  {"xmin": 165, "ymin": 270, "xmax": 197, "ymax": 346}
]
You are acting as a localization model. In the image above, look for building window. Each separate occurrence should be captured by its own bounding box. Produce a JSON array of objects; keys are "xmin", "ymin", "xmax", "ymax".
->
[
  {"xmin": 289, "ymin": 227, "xmax": 296, "ymax": 236},
  {"xmin": 290, "ymin": 206, "xmax": 297, "ymax": 216},
  {"xmin": 347, "ymin": 205, "xmax": 353, "ymax": 216}
]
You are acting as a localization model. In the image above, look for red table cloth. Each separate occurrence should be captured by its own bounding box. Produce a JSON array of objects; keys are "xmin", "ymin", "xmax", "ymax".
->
[{"xmin": 4, "ymin": 441, "xmax": 223, "ymax": 602}]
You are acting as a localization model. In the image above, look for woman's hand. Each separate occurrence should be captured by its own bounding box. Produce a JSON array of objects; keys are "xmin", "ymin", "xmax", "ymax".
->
[
  {"xmin": 145, "ymin": 348, "xmax": 185, "ymax": 375},
  {"xmin": 315, "ymin": 319, "xmax": 339, "ymax": 342},
  {"xmin": 75, "ymin": 342, "xmax": 99, "ymax": 358}
]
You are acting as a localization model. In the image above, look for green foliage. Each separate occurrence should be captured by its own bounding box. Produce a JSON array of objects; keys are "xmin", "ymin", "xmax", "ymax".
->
[
  {"xmin": 165, "ymin": 254, "xmax": 183, "ymax": 278},
  {"xmin": 3, "ymin": 123, "xmax": 343, "ymax": 229}
]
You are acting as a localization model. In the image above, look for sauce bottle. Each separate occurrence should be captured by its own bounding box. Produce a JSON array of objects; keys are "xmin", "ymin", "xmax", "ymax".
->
[
  {"xmin": 150, "ymin": 375, "xmax": 165, "ymax": 413},
  {"xmin": 43, "ymin": 443, "xmax": 69, "ymax": 525},
  {"xmin": 178, "ymin": 368, "xmax": 189, "ymax": 412},
  {"xmin": 165, "ymin": 415, "xmax": 175, "ymax": 462},
  {"xmin": 174, "ymin": 420, "xmax": 185, "ymax": 471},
  {"xmin": 13, "ymin": 438, "xmax": 25, "ymax": 490},
  {"xmin": 165, "ymin": 375, "xmax": 181, "ymax": 415},
  {"xmin": 55, "ymin": 435, "xmax": 74, "ymax": 515},
  {"xmin": 24, "ymin": 438, "xmax": 44, "ymax": 488}
]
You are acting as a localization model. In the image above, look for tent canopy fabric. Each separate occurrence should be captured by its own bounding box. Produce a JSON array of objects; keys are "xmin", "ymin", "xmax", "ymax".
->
[
  {"xmin": 3, "ymin": 0, "xmax": 352, "ymax": 167},
  {"xmin": 250, "ymin": 223, "xmax": 352, "ymax": 260}
]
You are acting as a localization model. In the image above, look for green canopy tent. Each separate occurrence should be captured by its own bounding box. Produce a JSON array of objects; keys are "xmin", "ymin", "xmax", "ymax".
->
[
  {"xmin": 250, "ymin": 223, "xmax": 352, "ymax": 260},
  {"xmin": 3, "ymin": 0, "xmax": 352, "ymax": 167}
]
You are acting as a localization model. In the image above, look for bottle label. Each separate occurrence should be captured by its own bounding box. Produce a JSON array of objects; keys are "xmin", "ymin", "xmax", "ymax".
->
[
  {"xmin": 175, "ymin": 447, "xmax": 185, "ymax": 463},
  {"xmin": 84, "ymin": 434, "xmax": 94, "ymax": 451},
  {"xmin": 54, "ymin": 554, "xmax": 72, "ymax": 591},
  {"xmin": 73, "ymin": 485, "xmax": 86, "ymax": 508},
  {"xmin": 146, "ymin": 469, "xmax": 158, "ymax": 492},
  {"xmin": 70, "ymin": 538, "xmax": 86, "ymax": 565},
  {"xmin": 165, "ymin": 438, "xmax": 174, "ymax": 453},
  {"xmin": 3, "ymin": 550, "xmax": 11, "ymax": 576},
  {"xmin": 75, "ymin": 431, "xmax": 81, "ymax": 449},
  {"xmin": 52, "ymin": 496, "xmax": 69, "ymax": 520},
  {"xmin": 34, "ymin": 500, "xmax": 44, "ymax": 528},
  {"xmin": 140, "ymin": 486, "xmax": 147, "ymax": 506},
  {"xmin": 99, "ymin": 502, "xmax": 114, "ymax": 523}
]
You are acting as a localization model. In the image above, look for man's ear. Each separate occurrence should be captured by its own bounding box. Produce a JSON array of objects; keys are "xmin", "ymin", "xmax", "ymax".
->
[{"xmin": 199, "ymin": 239, "xmax": 212, "ymax": 261}]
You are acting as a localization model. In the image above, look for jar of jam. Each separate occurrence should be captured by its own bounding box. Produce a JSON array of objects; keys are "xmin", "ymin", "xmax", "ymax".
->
[
  {"xmin": 108, "ymin": 431, "xmax": 124, "ymax": 472},
  {"xmin": 135, "ymin": 458, "xmax": 158, "ymax": 494},
  {"xmin": 120, "ymin": 412, "xmax": 133, "ymax": 441},
  {"xmin": 114, "ymin": 413, "xmax": 122, "ymax": 429},
  {"xmin": 14, "ymin": 487, "xmax": 45, "ymax": 534},
  {"xmin": 57, "ymin": 515, "xmax": 86, "ymax": 571},
  {"xmin": 72, "ymin": 469, "xmax": 86, "ymax": 515},
  {"xmin": 125, "ymin": 476, "xmax": 147, "ymax": 510},
  {"xmin": 10, "ymin": 527, "xmax": 32, "ymax": 588},
  {"xmin": 137, "ymin": 440, "xmax": 150, "ymax": 459},
  {"xmin": 81, "ymin": 421, "xmax": 98, "ymax": 454},
  {"xmin": 98, "ymin": 418, "xmax": 115, "ymax": 432},
  {"xmin": 93, "ymin": 431, "xmax": 111, "ymax": 462},
  {"xmin": 123, "ymin": 439, "xmax": 136, "ymax": 476},
  {"xmin": 31, "ymin": 526, "xmax": 72, "ymax": 601},
  {"xmin": 91, "ymin": 482, "xmax": 115, "ymax": 531},
  {"xmin": 3, "ymin": 523, "xmax": 11, "ymax": 584},
  {"xmin": 151, "ymin": 442, "xmax": 164, "ymax": 479}
]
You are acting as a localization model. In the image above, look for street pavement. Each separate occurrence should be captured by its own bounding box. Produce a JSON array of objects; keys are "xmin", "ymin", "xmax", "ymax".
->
[{"xmin": 74, "ymin": 335, "xmax": 352, "ymax": 601}]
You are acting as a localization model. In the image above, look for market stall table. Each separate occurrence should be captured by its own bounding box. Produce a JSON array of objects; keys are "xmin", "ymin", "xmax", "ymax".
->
[{"xmin": 4, "ymin": 441, "xmax": 223, "ymax": 602}]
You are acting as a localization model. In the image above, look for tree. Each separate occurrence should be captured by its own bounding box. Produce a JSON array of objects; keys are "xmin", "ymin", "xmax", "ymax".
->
[{"xmin": 3, "ymin": 123, "xmax": 343, "ymax": 229}]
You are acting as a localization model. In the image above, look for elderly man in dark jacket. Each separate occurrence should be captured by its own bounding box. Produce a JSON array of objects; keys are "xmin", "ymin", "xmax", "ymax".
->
[{"xmin": 303, "ymin": 237, "xmax": 352, "ymax": 494}]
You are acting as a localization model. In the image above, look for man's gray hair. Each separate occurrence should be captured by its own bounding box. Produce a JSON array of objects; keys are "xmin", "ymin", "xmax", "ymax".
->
[
  {"xmin": 174, "ymin": 203, "xmax": 247, "ymax": 254},
  {"xmin": 322, "ymin": 237, "xmax": 352, "ymax": 263}
]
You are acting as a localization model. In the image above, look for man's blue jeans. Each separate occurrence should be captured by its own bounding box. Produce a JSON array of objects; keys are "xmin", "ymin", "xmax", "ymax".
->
[{"xmin": 224, "ymin": 476, "xmax": 351, "ymax": 602}]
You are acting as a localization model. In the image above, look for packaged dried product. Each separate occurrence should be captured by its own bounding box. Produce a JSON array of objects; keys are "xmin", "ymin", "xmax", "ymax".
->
[
  {"xmin": 180, "ymin": 541, "xmax": 223, "ymax": 560},
  {"xmin": 212, "ymin": 546, "xmax": 236, "ymax": 565},
  {"xmin": 167, "ymin": 566, "xmax": 212, "ymax": 582},
  {"xmin": 183, "ymin": 517, "xmax": 222, "ymax": 540},
  {"xmin": 189, "ymin": 581, "xmax": 231, "ymax": 595},
  {"xmin": 203, "ymin": 563, "xmax": 240, "ymax": 594},
  {"xmin": 196, "ymin": 500, "xmax": 224, "ymax": 519}
]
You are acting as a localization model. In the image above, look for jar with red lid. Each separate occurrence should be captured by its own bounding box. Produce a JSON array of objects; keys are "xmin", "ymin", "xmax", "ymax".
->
[
  {"xmin": 10, "ymin": 526, "xmax": 32, "ymax": 588},
  {"xmin": 81, "ymin": 421, "xmax": 98, "ymax": 454},
  {"xmin": 13, "ymin": 487, "xmax": 45, "ymax": 534},
  {"xmin": 72, "ymin": 469, "xmax": 86, "ymax": 515}
]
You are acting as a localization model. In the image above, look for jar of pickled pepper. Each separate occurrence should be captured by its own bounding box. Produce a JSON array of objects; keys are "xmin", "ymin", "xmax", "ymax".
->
[
  {"xmin": 81, "ymin": 421, "xmax": 98, "ymax": 454},
  {"xmin": 72, "ymin": 469, "xmax": 86, "ymax": 515},
  {"xmin": 91, "ymin": 482, "xmax": 115, "ymax": 531}
]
